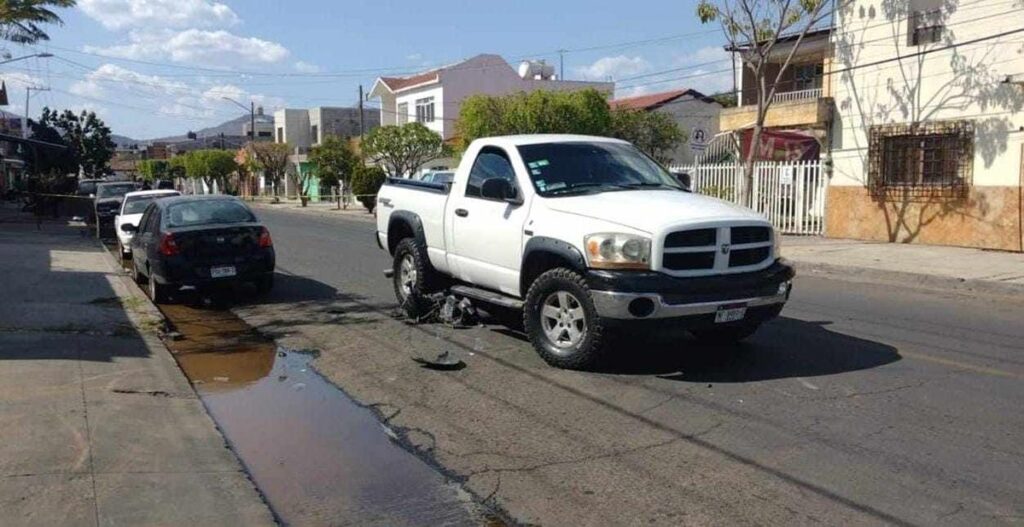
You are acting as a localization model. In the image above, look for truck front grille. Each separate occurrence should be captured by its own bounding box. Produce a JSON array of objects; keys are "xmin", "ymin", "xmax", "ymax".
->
[{"xmin": 660, "ymin": 225, "xmax": 774, "ymax": 274}]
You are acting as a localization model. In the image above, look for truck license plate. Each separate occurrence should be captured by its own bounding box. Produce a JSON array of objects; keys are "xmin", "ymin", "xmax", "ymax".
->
[
  {"xmin": 210, "ymin": 265, "xmax": 236, "ymax": 278},
  {"xmin": 714, "ymin": 305, "xmax": 747, "ymax": 324}
]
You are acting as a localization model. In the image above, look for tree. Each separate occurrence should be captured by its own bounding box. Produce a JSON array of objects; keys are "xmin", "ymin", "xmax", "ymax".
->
[
  {"xmin": 179, "ymin": 150, "xmax": 237, "ymax": 193},
  {"xmin": 309, "ymin": 135, "xmax": 358, "ymax": 206},
  {"xmin": 137, "ymin": 159, "xmax": 169, "ymax": 183},
  {"xmin": 697, "ymin": 0, "xmax": 833, "ymax": 205},
  {"xmin": 36, "ymin": 106, "xmax": 115, "ymax": 178},
  {"xmin": 247, "ymin": 142, "xmax": 290, "ymax": 195},
  {"xmin": 25, "ymin": 113, "xmax": 76, "ymax": 177},
  {"xmin": 349, "ymin": 164, "xmax": 386, "ymax": 213},
  {"xmin": 457, "ymin": 89, "xmax": 613, "ymax": 149},
  {"xmin": 361, "ymin": 122, "xmax": 447, "ymax": 178},
  {"xmin": 610, "ymin": 108, "xmax": 685, "ymax": 165},
  {"xmin": 0, "ymin": 0, "xmax": 75, "ymax": 44}
]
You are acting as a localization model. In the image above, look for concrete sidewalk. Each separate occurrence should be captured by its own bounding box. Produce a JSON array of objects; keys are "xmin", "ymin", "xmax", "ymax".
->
[
  {"xmin": 784, "ymin": 236, "xmax": 1024, "ymax": 295},
  {"xmin": 250, "ymin": 199, "xmax": 376, "ymax": 222},
  {"xmin": 0, "ymin": 204, "xmax": 274, "ymax": 526}
]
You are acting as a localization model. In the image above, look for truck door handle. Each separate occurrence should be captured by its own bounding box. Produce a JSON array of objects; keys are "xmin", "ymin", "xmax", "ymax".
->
[{"xmin": 455, "ymin": 208, "xmax": 469, "ymax": 217}]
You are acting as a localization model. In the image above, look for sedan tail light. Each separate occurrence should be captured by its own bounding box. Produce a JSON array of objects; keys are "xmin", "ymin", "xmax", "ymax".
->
[
  {"xmin": 159, "ymin": 233, "xmax": 180, "ymax": 256},
  {"xmin": 258, "ymin": 227, "xmax": 273, "ymax": 248}
]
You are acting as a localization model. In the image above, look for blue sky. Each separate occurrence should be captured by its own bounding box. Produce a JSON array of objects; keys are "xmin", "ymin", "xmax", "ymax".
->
[{"xmin": 0, "ymin": 0, "xmax": 733, "ymax": 139}]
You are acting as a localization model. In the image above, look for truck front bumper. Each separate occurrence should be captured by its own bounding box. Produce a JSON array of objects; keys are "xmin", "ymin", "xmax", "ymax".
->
[{"xmin": 586, "ymin": 259, "xmax": 794, "ymax": 321}]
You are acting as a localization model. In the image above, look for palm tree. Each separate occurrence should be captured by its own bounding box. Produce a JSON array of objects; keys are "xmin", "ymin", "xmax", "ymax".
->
[{"xmin": 0, "ymin": 0, "xmax": 76, "ymax": 44}]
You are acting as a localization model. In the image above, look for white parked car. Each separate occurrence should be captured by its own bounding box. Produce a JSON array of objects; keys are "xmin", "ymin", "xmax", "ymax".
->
[
  {"xmin": 115, "ymin": 190, "xmax": 181, "ymax": 258},
  {"xmin": 375, "ymin": 135, "xmax": 794, "ymax": 369}
]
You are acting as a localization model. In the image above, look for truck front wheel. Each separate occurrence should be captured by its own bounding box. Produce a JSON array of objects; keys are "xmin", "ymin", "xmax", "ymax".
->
[
  {"xmin": 523, "ymin": 268, "xmax": 608, "ymax": 370},
  {"xmin": 392, "ymin": 238, "xmax": 436, "ymax": 320}
]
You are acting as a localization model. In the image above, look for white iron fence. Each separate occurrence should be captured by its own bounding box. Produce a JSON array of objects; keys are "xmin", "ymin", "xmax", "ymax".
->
[
  {"xmin": 670, "ymin": 160, "xmax": 828, "ymax": 235},
  {"xmin": 771, "ymin": 87, "xmax": 823, "ymax": 104}
]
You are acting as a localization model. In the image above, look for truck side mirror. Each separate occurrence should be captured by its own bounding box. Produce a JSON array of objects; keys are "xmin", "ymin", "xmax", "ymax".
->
[
  {"xmin": 480, "ymin": 178, "xmax": 523, "ymax": 205},
  {"xmin": 673, "ymin": 172, "xmax": 693, "ymax": 192}
]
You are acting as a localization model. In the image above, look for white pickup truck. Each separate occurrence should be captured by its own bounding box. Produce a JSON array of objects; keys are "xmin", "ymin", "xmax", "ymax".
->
[{"xmin": 375, "ymin": 135, "xmax": 794, "ymax": 369}]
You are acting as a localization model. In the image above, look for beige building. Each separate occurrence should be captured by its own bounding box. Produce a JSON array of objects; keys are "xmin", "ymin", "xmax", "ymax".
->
[{"xmin": 828, "ymin": 0, "xmax": 1024, "ymax": 251}]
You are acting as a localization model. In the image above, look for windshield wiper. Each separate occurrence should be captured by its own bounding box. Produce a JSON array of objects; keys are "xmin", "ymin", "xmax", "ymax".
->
[{"xmin": 618, "ymin": 182, "xmax": 684, "ymax": 190}]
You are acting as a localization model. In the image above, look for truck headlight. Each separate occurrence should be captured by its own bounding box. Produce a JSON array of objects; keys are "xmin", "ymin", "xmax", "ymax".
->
[{"xmin": 584, "ymin": 233, "xmax": 651, "ymax": 270}]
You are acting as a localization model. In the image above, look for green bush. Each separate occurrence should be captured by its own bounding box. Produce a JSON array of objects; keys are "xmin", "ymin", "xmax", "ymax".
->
[{"xmin": 350, "ymin": 165, "xmax": 386, "ymax": 212}]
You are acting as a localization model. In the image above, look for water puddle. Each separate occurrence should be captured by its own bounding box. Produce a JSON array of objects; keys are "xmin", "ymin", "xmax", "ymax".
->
[{"xmin": 157, "ymin": 303, "xmax": 498, "ymax": 526}]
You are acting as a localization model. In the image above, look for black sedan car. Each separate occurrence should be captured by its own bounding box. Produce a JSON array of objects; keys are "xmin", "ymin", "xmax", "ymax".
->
[{"xmin": 126, "ymin": 195, "xmax": 275, "ymax": 303}]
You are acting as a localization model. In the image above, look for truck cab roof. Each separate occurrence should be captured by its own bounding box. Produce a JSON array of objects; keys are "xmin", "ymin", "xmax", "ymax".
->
[{"xmin": 471, "ymin": 134, "xmax": 630, "ymax": 148}]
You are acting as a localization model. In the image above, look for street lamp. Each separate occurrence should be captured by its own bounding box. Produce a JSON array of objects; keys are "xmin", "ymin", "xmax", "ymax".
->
[
  {"xmin": 0, "ymin": 52, "xmax": 53, "ymax": 66},
  {"xmin": 222, "ymin": 96, "xmax": 255, "ymax": 143},
  {"xmin": 2, "ymin": 53, "xmax": 56, "ymax": 138}
]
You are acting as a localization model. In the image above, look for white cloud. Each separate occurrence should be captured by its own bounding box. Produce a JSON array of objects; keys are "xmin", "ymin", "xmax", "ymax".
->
[
  {"xmin": 574, "ymin": 55, "xmax": 651, "ymax": 81},
  {"xmin": 294, "ymin": 61, "xmax": 321, "ymax": 73},
  {"xmin": 84, "ymin": 29, "xmax": 290, "ymax": 67},
  {"xmin": 615, "ymin": 47, "xmax": 734, "ymax": 98},
  {"xmin": 160, "ymin": 84, "xmax": 285, "ymax": 119},
  {"xmin": 69, "ymin": 63, "xmax": 189, "ymax": 99},
  {"xmin": 78, "ymin": 0, "xmax": 239, "ymax": 30}
]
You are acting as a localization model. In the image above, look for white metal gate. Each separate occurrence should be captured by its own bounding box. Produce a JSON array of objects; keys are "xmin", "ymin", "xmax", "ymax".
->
[{"xmin": 670, "ymin": 160, "xmax": 828, "ymax": 235}]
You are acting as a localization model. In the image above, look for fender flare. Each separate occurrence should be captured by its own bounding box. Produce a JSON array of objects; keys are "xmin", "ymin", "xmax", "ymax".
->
[
  {"xmin": 520, "ymin": 236, "xmax": 588, "ymax": 295},
  {"xmin": 387, "ymin": 210, "xmax": 426, "ymax": 254}
]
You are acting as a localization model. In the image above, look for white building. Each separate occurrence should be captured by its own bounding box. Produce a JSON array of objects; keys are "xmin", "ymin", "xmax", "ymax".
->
[
  {"xmin": 609, "ymin": 89, "xmax": 723, "ymax": 165},
  {"xmin": 273, "ymin": 106, "xmax": 380, "ymax": 150},
  {"xmin": 828, "ymin": 0, "xmax": 1024, "ymax": 251},
  {"xmin": 369, "ymin": 54, "xmax": 615, "ymax": 141},
  {"xmin": 241, "ymin": 106, "xmax": 275, "ymax": 141}
]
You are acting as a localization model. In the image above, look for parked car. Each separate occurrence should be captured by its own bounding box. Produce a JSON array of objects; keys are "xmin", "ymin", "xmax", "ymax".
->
[
  {"xmin": 419, "ymin": 171, "xmax": 455, "ymax": 185},
  {"xmin": 93, "ymin": 181, "xmax": 141, "ymax": 237},
  {"xmin": 114, "ymin": 190, "xmax": 181, "ymax": 259},
  {"xmin": 155, "ymin": 180, "xmax": 176, "ymax": 190},
  {"xmin": 76, "ymin": 178, "xmax": 106, "ymax": 197},
  {"xmin": 126, "ymin": 195, "xmax": 275, "ymax": 303},
  {"xmin": 375, "ymin": 135, "xmax": 793, "ymax": 369}
]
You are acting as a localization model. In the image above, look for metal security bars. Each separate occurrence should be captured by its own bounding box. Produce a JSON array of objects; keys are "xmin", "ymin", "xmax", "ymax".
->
[{"xmin": 868, "ymin": 120, "xmax": 973, "ymax": 198}]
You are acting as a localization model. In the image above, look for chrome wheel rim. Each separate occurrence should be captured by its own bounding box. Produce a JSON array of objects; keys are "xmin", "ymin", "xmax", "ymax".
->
[
  {"xmin": 540, "ymin": 291, "xmax": 587, "ymax": 350},
  {"xmin": 398, "ymin": 254, "xmax": 417, "ymax": 299}
]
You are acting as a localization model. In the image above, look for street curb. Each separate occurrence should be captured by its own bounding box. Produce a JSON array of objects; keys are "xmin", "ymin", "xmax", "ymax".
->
[{"xmin": 791, "ymin": 260, "xmax": 1024, "ymax": 299}]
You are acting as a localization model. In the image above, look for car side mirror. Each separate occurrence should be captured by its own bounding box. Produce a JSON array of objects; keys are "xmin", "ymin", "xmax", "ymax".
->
[
  {"xmin": 120, "ymin": 224, "xmax": 137, "ymax": 234},
  {"xmin": 480, "ymin": 178, "xmax": 523, "ymax": 205},
  {"xmin": 673, "ymin": 172, "xmax": 693, "ymax": 192}
]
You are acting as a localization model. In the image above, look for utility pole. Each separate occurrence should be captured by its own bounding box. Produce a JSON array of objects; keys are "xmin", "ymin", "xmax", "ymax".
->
[
  {"xmin": 558, "ymin": 49, "xmax": 567, "ymax": 80},
  {"xmin": 358, "ymin": 85, "xmax": 365, "ymax": 138},
  {"xmin": 23, "ymin": 86, "xmax": 49, "ymax": 139},
  {"xmin": 250, "ymin": 101, "xmax": 255, "ymax": 143}
]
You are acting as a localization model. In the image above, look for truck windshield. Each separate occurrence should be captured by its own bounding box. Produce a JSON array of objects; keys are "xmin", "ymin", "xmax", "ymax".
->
[{"xmin": 517, "ymin": 142, "xmax": 683, "ymax": 197}]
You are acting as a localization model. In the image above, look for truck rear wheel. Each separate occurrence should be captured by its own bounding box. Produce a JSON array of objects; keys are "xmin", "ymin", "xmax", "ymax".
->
[
  {"xmin": 392, "ymin": 238, "xmax": 436, "ymax": 320},
  {"xmin": 523, "ymin": 268, "xmax": 608, "ymax": 370}
]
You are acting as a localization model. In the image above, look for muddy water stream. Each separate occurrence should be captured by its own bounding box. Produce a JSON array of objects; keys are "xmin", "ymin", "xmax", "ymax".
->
[{"xmin": 156, "ymin": 302, "xmax": 494, "ymax": 526}]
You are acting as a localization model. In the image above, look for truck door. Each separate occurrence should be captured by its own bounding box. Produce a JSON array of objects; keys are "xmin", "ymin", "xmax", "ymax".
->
[{"xmin": 448, "ymin": 146, "xmax": 530, "ymax": 296}]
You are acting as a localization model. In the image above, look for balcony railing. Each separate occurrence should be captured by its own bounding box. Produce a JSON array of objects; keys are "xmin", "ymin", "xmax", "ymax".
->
[{"xmin": 771, "ymin": 88, "xmax": 823, "ymax": 104}]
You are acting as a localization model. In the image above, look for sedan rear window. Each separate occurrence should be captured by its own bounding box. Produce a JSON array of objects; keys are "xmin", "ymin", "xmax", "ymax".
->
[
  {"xmin": 165, "ymin": 200, "xmax": 256, "ymax": 228},
  {"xmin": 124, "ymin": 193, "xmax": 178, "ymax": 214}
]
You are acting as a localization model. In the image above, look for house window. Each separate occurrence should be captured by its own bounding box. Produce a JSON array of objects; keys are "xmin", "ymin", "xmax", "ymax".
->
[
  {"xmin": 908, "ymin": 0, "xmax": 943, "ymax": 45},
  {"xmin": 397, "ymin": 103, "xmax": 409, "ymax": 125},
  {"xmin": 415, "ymin": 97, "xmax": 435, "ymax": 123},
  {"xmin": 793, "ymin": 63, "xmax": 823, "ymax": 92},
  {"xmin": 869, "ymin": 120, "xmax": 973, "ymax": 193},
  {"xmin": 311, "ymin": 125, "xmax": 318, "ymax": 143}
]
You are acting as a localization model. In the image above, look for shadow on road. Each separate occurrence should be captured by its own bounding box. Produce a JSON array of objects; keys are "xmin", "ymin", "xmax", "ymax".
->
[{"xmin": 592, "ymin": 317, "xmax": 901, "ymax": 382}]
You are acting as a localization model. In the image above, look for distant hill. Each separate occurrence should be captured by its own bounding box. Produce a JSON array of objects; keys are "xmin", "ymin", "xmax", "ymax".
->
[
  {"xmin": 111, "ymin": 134, "xmax": 143, "ymax": 148},
  {"xmin": 147, "ymin": 114, "xmax": 249, "ymax": 143}
]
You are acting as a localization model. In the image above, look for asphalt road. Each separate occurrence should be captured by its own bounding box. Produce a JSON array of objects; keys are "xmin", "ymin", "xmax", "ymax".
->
[{"xmin": 237, "ymin": 205, "xmax": 1024, "ymax": 526}]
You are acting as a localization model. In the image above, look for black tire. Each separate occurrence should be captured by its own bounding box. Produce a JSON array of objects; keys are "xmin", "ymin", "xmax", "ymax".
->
[
  {"xmin": 523, "ymin": 268, "xmax": 608, "ymax": 370},
  {"xmin": 255, "ymin": 274, "xmax": 274, "ymax": 295},
  {"xmin": 147, "ymin": 270, "xmax": 171, "ymax": 304},
  {"xmin": 131, "ymin": 259, "xmax": 146, "ymax": 285},
  {"xmin": 690, "ymin": 323, "xmax": 761, "ymax": 345},
  {"xmin": 392, "ymin": 237, "xmax": 438, "ymax": 319}
]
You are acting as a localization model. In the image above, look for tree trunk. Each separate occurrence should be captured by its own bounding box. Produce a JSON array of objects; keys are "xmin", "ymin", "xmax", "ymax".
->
[{"xmin": 743, "ymin": 122, "xmax": 763, "ymax": 209}]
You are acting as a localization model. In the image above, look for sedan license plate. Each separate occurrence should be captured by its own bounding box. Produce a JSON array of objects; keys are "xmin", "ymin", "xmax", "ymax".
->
[
  {"xmin": 210, "ymin": 265, "xmax": 236, "ymax": 278},
  {"xmin": 714, "ymin": 305, "xmax": 747, "ymax": 324}
]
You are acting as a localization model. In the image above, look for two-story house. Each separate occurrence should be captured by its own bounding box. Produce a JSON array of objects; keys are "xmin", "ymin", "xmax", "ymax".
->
[
  {"xmin": 719, "ymin": 28, "xmax": 836, "ymax": 162},
  {"xmin": 828, "ymin": 0, "xmax": 1024, "ymax": 251},
  {"xmin": 369, "ymin": 54, "xmax": 614, "ymax": 143}
]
